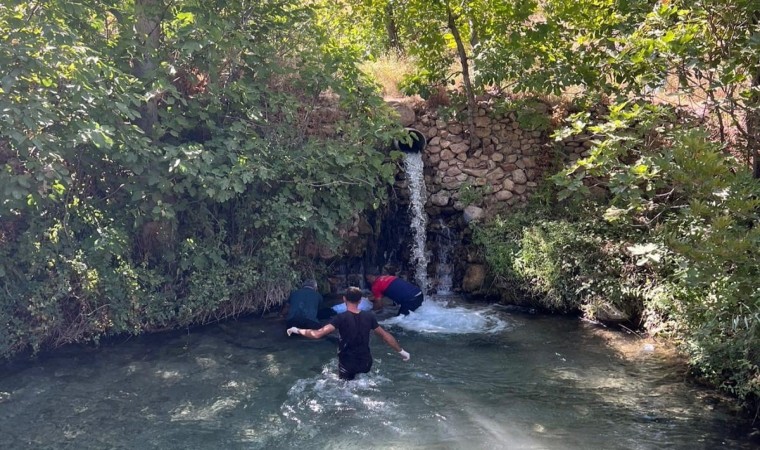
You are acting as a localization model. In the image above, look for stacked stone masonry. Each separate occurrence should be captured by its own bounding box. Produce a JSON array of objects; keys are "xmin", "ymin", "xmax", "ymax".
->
[
  {"xmin": 392, "ymin": 97, "xmax": 598, "ymax": 219},
  {"xmin": 405, "ymin": 100, "xmax": 547, "ymax": 217}
]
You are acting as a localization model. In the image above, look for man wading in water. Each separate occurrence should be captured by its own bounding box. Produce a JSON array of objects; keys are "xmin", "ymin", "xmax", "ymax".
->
[
  {"xmin": 366, "ymin": 272, "xmax": 424, "ymax": 316},
  {"xmin": 286, "ymin": 286, "xmax": 410, "ymax": 380}
]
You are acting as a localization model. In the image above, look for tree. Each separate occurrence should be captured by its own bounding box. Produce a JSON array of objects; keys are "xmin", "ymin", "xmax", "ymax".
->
[{"xmin": 0, "ymin": 0, "xmax": 400, "ymax": 356}]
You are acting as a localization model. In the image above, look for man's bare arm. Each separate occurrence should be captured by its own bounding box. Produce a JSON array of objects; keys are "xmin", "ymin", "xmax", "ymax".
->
[
  {"xmin": 374, "ymin": 326, "xmax": 402, "ymax": 352},
  {"xmin": 289, "ymin": 324, "xmax": 335, "ymax": 339}
]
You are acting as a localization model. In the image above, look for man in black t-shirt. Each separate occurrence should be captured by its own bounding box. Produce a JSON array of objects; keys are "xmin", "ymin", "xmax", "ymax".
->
[{"xmin": 286, "ymin": 287, "xmax": 411, "ymax": 380}]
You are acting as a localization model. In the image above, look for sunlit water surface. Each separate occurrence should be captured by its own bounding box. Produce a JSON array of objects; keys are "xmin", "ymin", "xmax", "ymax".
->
[{"xmin": 0, "ymin": 296, "xmax": 754, "ymax": 449}]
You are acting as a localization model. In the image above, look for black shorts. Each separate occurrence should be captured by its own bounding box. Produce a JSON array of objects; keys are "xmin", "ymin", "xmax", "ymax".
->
[{"xmin": 338, "ymin": 357, "xmax": 372, "ymax": 381}]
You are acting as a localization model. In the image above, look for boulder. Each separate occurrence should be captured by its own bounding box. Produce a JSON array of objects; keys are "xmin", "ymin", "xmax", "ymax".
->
[
  {"xmin": 388, "ymin": 102, "xmax": 415, "ymax": 126},
  {"xmin": 463, "ymin": 205, "xmax": 485, "ymax": 223},
  {"xmin": 447, "ymin": 124, "xmax": 463, "ymax": 134},
  {"xmin": 446, "ymin": 166, "xmax": 462, "ymax": 177},
  {"xmin": 450, "ymin": 142, "xmax": 469, "ymax": 154},
  {"xmin": 512, "ymin": 169, "xmax": 528, "ymax": 184},
  {"xmin": 593, "ymin": 302, "xmax": 632, "ymax": 323},
  {"xmin": 462, "ymin": 167, "xmax": 488, "ymax": 178},
  {"xmin": 430, "ymin": 191, "xmax": 450, "ymax": 207},
  {"xmin": 462, "ymin": 264, "xmax": 487, "ymax": 292},
  {"xmin": 495, "ymin": 190, "xmax": 513, "ymax": 201}
]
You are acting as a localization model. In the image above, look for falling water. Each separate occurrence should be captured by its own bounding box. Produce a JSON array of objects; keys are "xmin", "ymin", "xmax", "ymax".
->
[
  {"xmin": 403, "ymin": 152, "xmax": 429, "ymax": 294},
  {"xmin": 435, "ymin": 219, "xmax": 455, "ymax": 295}
]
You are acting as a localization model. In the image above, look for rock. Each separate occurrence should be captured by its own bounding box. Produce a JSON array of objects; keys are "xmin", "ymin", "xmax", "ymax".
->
[
  {"xmin": 502, "ymin": 179, "xmax": 515, "ymax": 191},
  {"xmin": 463, "ymin": 205, "xmax": 485, "ymax": 223},
  {"xmin": 430, "ymin": 191, "xmax": 450, "ymax": 207},
  {"xmin": 491, "ymin": 152, "xmax": 504, "ymax": 162},
  {"xmin": 450, "ymin": 142, "xmax": 469, "ymax": 154},
  {"xmin": 486, "ymin": 168, "xmax": 505, "ymax": 182},
  {"xmin": 446, "ymin": 166, "xmax": 462, "ymax": 177},
  {"xmin": 448, "ymin": 124, "xmax": 463, "ymax": 134},
  {"xmin": 461, "ymin": 167, "xmax": 488, "ymax": 178},
  {"xmin": 427, "ymin": 145, "xmax": 442, "ymax": 154},
  {"xmin": 495, "ymin": 190, "xmax": 513, "ymax": 201},
  {"xmin": 593, "ymin": 302, "xmax": 631, "ymax": 322},
  {"xmin": 475, "ymin": 116, "xmax": 491, "ymax": 127},
  {"xmin": 388, "ymin": 102, "xmax": 415, "ymax": 127},
  {"xmin": 512, "ymin": 169, "xmax": 528, "ymax": 184},
  {"xmin": 440, "ymin": 149, "xmax": 455, "ymax": 161},
  {"xmin": 462, "ymin": 264, "xmax": 487, "ymax": 292},
  {"xmin": 464, "ymin": 159, "xmax": 488, "ymax": 169},
  {"xmin": 429, "ymin": 136, "xmax": 441, "ymax": 146}
]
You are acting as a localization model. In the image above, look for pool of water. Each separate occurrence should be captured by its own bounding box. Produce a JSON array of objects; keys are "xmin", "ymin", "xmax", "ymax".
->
[{"xmin": 0, "ymin": 296, "xmax": 755, "ymax": 449}]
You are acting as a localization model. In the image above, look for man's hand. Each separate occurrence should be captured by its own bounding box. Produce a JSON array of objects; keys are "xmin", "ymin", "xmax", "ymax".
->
[
  {"xmin": 398, "ymin": 349, "xmax": 410, "ymax": 361},
  {"xmin": 286, "ymin": 327, "xmax": 300, "ymax": 336}
]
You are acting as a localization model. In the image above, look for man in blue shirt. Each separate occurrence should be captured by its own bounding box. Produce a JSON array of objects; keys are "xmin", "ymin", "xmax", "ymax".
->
[{"xmin": 281, "ymin": 279, "xmax": 323, "ymax": 330}]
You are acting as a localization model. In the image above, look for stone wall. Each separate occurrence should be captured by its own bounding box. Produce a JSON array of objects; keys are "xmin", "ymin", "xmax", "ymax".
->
[
  {"xmin": 409, "ymin": 98, "xmax": 549, "ymax": 217},
  {"xmin": 322, "ymin": 96, "xmax": 592, "ymax": 296}
]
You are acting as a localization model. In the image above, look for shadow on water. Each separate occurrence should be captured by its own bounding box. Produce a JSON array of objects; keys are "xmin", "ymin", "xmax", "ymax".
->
[{"xmin": 0, "ymin": 297, "xmax": 757, "ymax": 449}]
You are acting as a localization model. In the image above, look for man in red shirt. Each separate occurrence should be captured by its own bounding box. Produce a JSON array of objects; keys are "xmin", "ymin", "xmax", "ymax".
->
[{"xmin": 366, "ymin": 273, "xmax": 424, "ymax": 315}]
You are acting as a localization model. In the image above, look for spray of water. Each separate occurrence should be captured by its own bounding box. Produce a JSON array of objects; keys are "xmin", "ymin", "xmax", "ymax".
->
[
  {"xmin": 403, "ymin": 152, "xmax": 429, "ymax": 294},
  {"xmin": 435, "ymin": 219, "xmax": 454, "ymax": 295},
  {"xmin": 397, "ymin": 153, "xmax": 510, "ymax": 334},
  {"xmin": 381, "ymin": 300, "xmax": 510, "ymax": 334}
]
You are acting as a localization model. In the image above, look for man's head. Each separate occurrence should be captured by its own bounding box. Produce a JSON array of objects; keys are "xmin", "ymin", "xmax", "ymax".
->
[
  {"xmin": 302, "ymin": 279, "xmax": 317, "ymax": 290},
  {"xmin": 344, "ymin": 286, "xmax": 363, "ymax": 304}
]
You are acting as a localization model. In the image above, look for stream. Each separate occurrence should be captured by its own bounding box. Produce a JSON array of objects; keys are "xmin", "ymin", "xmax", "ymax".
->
[{"xmin": 0, "ymin": 295, "xmax": 755, "ymax": 449}]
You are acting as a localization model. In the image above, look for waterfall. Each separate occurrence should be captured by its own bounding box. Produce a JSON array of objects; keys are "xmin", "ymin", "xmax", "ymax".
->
[
  {"xmin": 435, "ymin": 219, "xmax": 454, "ymax": 295},
  {"xmin": 403, "ymin": 152, "xmax": 429, "ymax": 294}
]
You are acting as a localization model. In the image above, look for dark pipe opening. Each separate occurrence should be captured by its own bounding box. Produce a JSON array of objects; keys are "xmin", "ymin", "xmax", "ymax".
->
[{"xmin": 394, "ymin": 128, "xmax": 427, "ymax": 153}]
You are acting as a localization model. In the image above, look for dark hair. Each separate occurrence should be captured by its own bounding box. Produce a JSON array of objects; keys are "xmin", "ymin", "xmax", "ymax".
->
[{"xmin": 345, "ymin": 286, "xmax": 363, "ymax": 303}]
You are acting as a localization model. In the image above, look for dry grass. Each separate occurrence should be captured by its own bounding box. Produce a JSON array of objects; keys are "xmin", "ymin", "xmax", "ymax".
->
[{"xmin": 359, "ymin": 54, "xmax": 416, "ymax": 98}]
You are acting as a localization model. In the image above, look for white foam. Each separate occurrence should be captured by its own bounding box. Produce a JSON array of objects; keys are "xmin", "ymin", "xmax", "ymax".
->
[
  {"xmin": 281, "ymin": 361, "xmax": 400, "ymax": 438},
  {"xmin": 380, "ymin": 299, "xmax": 510, "ymax": 334}
]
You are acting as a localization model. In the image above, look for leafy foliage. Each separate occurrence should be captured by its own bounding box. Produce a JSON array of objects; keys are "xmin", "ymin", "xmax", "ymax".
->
[{"xmin": 0, "ymin": 0, "xmax": 400, "ymax": 356}]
